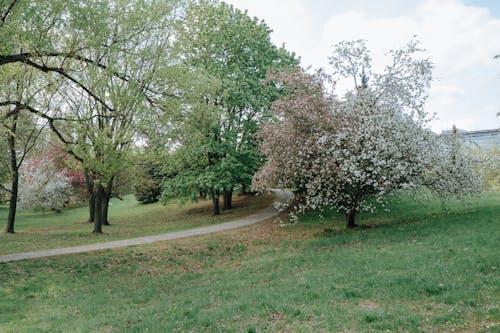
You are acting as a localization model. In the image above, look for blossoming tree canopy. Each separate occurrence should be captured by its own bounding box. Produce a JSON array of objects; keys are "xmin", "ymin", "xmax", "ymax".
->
[
  {"xmin": 253, "ymin": 40, "xmax": 482, "ymax": 228},
  {"xmin": 18, "ymin": 157, "xmax": 73, "ymax": 211}
]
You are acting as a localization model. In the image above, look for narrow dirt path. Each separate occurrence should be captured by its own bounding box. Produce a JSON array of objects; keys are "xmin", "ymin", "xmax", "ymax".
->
[{"xmin": 0, "ymin": 190, "xmax": 292, "ymax": 263}]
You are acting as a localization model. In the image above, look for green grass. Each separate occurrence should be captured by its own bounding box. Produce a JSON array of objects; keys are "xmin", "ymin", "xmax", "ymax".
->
[
  {"xmin": 0, "ymin": 194, "xmax": 273, "ymax": 255},
  {"xmin": 0, "ymin": 192, "xmax": 498, "ymax": 332}
]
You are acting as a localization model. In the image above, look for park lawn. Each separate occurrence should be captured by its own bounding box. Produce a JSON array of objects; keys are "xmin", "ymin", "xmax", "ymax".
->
[
  {"xmin": 0, "ymin": 194, "xmax": 273, "ymax": 255},
  {"xmin": 0, "ymin": 192, "xmax": 498, "ymax": 332}
]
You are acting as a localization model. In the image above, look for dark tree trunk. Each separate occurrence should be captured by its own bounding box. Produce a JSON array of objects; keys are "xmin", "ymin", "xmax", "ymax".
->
[
  {"xmin": 240, "ymin": 184, "xmax": 248, "ymax": 195},
  {"xmin": 102, "ymin": 177, "xmax": 113, "ymax": 226},
  {"xmin": 345, "ymin": 209, "xmax": 358, "ymax": 229},
  {"xmin": 5, "ymin": 170, "xmax": 18, "ymax": 234},
  {"xmin": 102, "ymin": 197, "xmax": 110, "ymax": 226},
  {"xmin": 85, "ymin": 168, "xmax": 95, "ymax": 223},
  {"xmin": 93, "ymin": 183, "xmax": 105, "ymax": 233},
  {"xmin": 6, "ymin": 114, "xmax": 19, "ymax": 234},
  {"xmin": 223, "ymin": 189, "xmax": 233, "ymax": 210},
  {"xmin": 212, "ymin": 190, "xmax": 220, "ymax": 215}
]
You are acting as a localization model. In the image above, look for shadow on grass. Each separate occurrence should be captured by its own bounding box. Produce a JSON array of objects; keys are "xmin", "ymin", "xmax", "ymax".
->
[{"xmin": 308, "ymin": 195, "xmax": 499, "ymax": 242}]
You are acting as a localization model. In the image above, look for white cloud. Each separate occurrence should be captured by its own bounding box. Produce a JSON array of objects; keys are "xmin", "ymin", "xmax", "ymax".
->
[{"xmin": 225, "ymin": 0, "xmax": 500, "ymax": 132}]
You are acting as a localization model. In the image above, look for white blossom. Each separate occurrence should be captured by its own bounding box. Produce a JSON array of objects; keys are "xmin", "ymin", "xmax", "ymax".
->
[
  {"xmin": 18, "ymin": 157, "xmax": 73, "ymax": 211},
  {"xmin": 254, "ymin": 40, "xmax": 482, "ymax": 227}
]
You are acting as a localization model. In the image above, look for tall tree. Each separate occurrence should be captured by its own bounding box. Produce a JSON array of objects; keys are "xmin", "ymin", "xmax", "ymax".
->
[
  {"xmin": 0, "ymin": 64, "xmax": 47, "ymax": 233},
  {"xmin": 1, "ymin": 0, "xmax": 182, "ymax": 233},
  {"xmin": 50, "ymin": 0, "xmax": 181, "ymax": 233},
  {"xmin": 161, "ymin": 0, "xmax": 297, "ymax": 214},
  {"xmin": 1, "ymin": 0, "xmax": 121, "ymax": 109}
]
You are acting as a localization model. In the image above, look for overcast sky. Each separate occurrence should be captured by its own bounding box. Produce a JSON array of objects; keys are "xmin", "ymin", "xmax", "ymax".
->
[{"xmin": 224, "ymin": 0, "xmax": 500, "ymax": 133}]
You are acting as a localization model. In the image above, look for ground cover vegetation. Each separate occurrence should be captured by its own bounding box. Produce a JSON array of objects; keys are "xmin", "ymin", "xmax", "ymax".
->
[{"xmin": 0, "ymin": 193, "xmax": 498, "ymax": 332}]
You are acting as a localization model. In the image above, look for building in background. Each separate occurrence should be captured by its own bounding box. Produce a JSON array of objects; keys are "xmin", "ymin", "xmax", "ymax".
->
[
  {"xmin": 460, "ymin": 129, "xmax": 500, "ymax": 149},
  {"xmin": 442, "ymin": 128, "xmax": 500, "ymax": 149}
]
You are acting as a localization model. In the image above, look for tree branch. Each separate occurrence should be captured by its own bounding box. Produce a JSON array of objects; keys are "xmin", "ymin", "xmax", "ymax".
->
[
  {"xmin": 0, "ymin": 101, "xmax": 84, "ymax": 162},
  {"xmin": 0, "ymin": 52, "xmax": 178, "ymax": 104},
  {"xmin": 0, "ymin": 183, "xmax": 12, "ymax": 194},
  {"xmin": 0, "ymin": 0, "xmax": 18, "ymax": 25},
  {"xmin": 21, "ymin": 58, "xmax": 114, "ymax": 112}
]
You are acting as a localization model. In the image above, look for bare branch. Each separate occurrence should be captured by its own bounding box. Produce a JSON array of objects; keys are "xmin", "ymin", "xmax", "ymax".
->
[
  {"xmin": 0, "ymin": 0, "xmax": 18, "ymax": 25},
  {"xmin": 0, "ymin": 100, "xmax": 83, "ymax": 162},
  {"xmin": 0, "ymin": 183, "xmax": 12, "ymax": 194},
  {"xmin": 21, "ymin": 58, "xmax": 114, "ymax": 112}
]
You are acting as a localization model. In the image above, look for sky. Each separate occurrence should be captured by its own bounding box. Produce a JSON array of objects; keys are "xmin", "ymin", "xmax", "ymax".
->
[{"xmin": 224, "ymin": 0, "xmax": 500, "ymax": 133}]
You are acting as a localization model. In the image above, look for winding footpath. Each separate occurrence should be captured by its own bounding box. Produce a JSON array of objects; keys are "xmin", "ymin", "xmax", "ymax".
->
[{"xmin": 0, "ymin": 190, "xmax": 292, "ymax": 263}]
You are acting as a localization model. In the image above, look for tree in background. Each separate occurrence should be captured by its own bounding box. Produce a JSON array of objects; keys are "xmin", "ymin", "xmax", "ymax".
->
[
  {"xmin": 254, "ymin": 40, "xmax": 481, "ymax": 228},
  {"xmin": 133, "ymin": 150, "xmax": 164, "ymax": 204},
  {"xmin": 481, "ymin": 147, "xmax": 500, "ymax": 191},
  {"xmin": 423, "ymin": 126, "xmax": 482, "ymax": 200},
  {"xmin": 161, "ymin": 0, "xmax": 297, "ymax": 214},
  {"xmin": 17, "ymin": 157, "xmax": 73, "ymax": 211},
  {"xmin": 43, "ymin": 143, "xmax": 86, "ymax": 202}
]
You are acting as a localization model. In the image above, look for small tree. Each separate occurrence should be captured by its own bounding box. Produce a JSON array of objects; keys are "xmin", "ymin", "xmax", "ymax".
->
[{"xmin": 254, "ymin": 40, "xmax": 482, "ymax": 228}]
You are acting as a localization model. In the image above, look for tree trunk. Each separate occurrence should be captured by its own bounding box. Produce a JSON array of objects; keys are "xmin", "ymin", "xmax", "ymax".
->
[
  {"xmin": 93, "ymin": 183, "xmax": 105, "ymax": 233},
  {"xmin": 212, "ymin": 190, "xmax": 220, "ymax": 215},
  {"xmin": 240, "ymin": 184, "xmax": 248, "ymax": 195},
  {"xmin": 223, "ymin": 188, "xmax": 233, "ymax": 210},
  {"xmin": 85, "ymin": 168, "xmax": 95, "ymax": 223},
  {"xmin": 102, "ymin": 197, "xmax": 110, "ymax": 226},
  {"xmin": 5, "ymin": 170, "xmax": 18, "ymax": 234},
  {"xmin": 102, "ymin": 177, "xmax": 113, "ymax": 226},
  {"xmin": 6, "ymin": 115, "xmax": 18, "ymax": 234},
  {"xmin": 345, "ymin": 209, "xmax": 358, "ymax": 229}
]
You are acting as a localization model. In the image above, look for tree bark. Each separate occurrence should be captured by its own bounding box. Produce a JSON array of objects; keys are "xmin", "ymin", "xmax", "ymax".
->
[
  {"xmin": 93, "ymin": 183, "xmax": 105, "ymax": 233},
  {"xmin": 223, "ymin": 189, "xmax": 233, "ymax": 210},
  {"xmin": 102, "ymin": 177, "xmax": 113, "ymax": 226},
  {"xmin": 240, "ymin": 184, "xmax": 250, "ymax": 195},
  {"xmin": 5, "ymin": 170, "xmax": 18, "ymax": 234},
  {"xmin": 85, "ymin": 168, "xmax": 95, "ymax": 223},
  {"xmin": 212, "ymin": 190, "xmax": 220, "ymax": 215},
  {"xmin": 102, "ymin": 196, "xmax": 110, "ymax": 226},
  {"xmin": 5, "ymin": 113, "xmax": 19, "ymax": 234},
  {"xmin": 345, "ymin": 209, "xmax": 358, "ymax": 229}
]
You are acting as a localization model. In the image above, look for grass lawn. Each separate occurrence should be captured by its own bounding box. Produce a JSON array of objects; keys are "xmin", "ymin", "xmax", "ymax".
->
[
  {"xmin": 0, "ymin": 192, "xmax": 498, "ymax": 332},
  {"xmin": 0, "ymin": 194, "xmax": 273, "ymax": 255}
]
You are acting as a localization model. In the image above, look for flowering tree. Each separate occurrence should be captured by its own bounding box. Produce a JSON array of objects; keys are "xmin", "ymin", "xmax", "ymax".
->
[
  {"xmin": 422, "ymin": 127, "xmax": 482, "ymax": 199},
  {"xmin": 478, "ymin": 147, "xmax": 500, "ymax": 192},
  {"xmin": 18, "ymin": 157, "xmax": 73, "ymax": 211},
  {"xmin": 252, "ymin": 70, "xmax": 337, "ymax": 197},
  {"xmin": 254, "ymin": 40, "xmax": 482, "ymax": 228}
]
